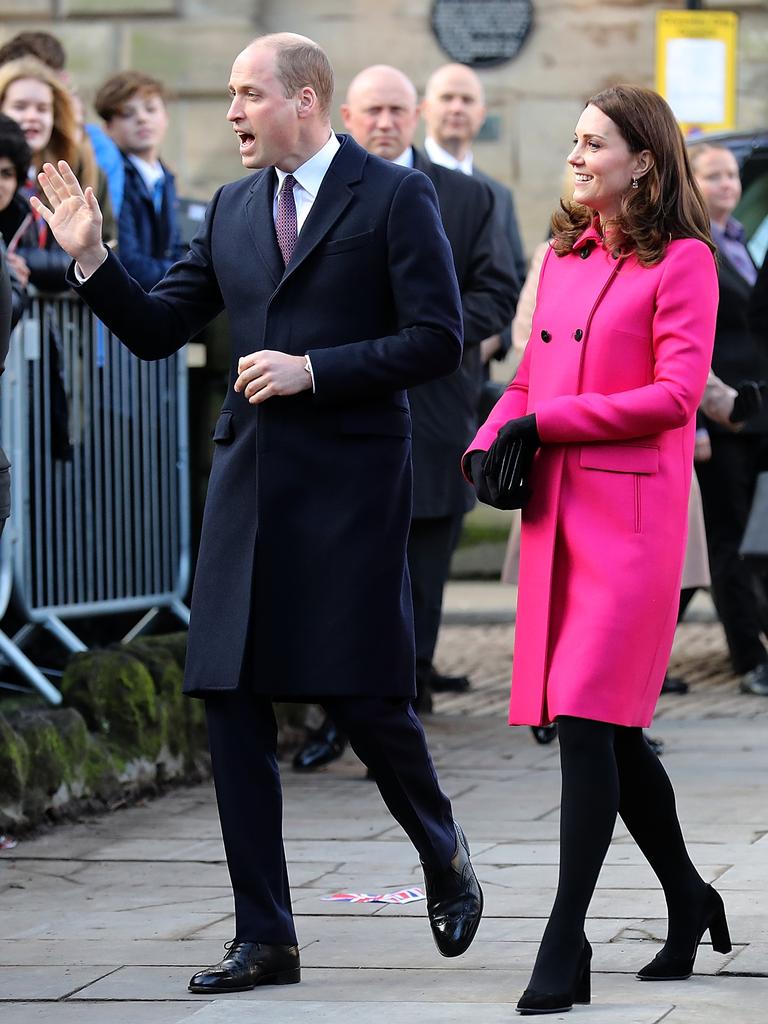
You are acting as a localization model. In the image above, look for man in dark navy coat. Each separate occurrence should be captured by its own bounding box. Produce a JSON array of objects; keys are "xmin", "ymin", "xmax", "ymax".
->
[
  {"xmin": 342, "ymin": 65, "xmax": 517, "ymax": 711},
  {"xmin": 32, "ymin": 33, "xmax": 483, "ymax": 994}
]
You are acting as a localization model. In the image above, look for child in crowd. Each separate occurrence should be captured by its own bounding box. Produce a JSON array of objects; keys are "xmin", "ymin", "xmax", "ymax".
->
[{"xmin": 95, "ymin": 71, "xmax": 184, "ymax": 289}]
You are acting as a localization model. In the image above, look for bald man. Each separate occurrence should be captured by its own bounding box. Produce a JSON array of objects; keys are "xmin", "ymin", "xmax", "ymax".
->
[
  {"xmin": 36, "ymin": 35, "xmax": 483, "ymax": 993},
  {"xmin": 341, "ymin": 64, "xmax": 516, "ymax": 708},
  {"xmin": 423, "ymin": 63, "xmax": 526, "ymax": 366}
]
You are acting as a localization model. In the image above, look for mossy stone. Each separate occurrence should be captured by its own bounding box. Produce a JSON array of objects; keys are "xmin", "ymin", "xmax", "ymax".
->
[
  {"xmin": 0, "ymin": 713, "xmax": 29, "ymax": 803},
  {"xmin": 11, "ymin": 712, "xmax": 70, "ymax": 795},
  {"xmin": 81, "ymin": 737, "xmax": 120, "ymax": 801},
  {"xmin": 123, "ymin": 639, "xmax": 185, "ymax": 757},
  {"xmin": 61, "ymin": 649, "xmax": 161, "ymax": 758}
]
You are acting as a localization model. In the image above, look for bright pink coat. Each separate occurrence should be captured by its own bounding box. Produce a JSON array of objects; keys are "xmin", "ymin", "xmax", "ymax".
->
[{"xmin": 466, "ymin": 225, "xmax": 718, "ymax": 727}]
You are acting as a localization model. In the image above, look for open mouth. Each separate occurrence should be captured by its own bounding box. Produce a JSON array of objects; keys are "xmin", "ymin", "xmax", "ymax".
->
[
  {"xmin": 574, "ymin": 174, "xmax": 593, "ymax": 183},
  {"xmin": 235, "ymin": 130, "xmax": 255, "ymax": 151}
]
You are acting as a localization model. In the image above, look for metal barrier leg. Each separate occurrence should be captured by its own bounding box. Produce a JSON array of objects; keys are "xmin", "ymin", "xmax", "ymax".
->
[
  {"xmin": 40, "ymin": 616, "xmax": 88, "ymax": 654},
  {"xmin": 169, "ymin": 598, "xmax": 191, "ymax": 627},
  {"xmin": 0, "ymin": 629, "xmax": 63, "ymax": 705},
  {"xmin": 121, "ymin": 607, "xmax": 161, "ymax": 644}
]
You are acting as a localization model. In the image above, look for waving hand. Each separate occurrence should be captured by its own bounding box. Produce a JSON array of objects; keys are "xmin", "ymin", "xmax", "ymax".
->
[{"xmin": 29, "ymin": 161, "xmax": 107, "ymax": 275}]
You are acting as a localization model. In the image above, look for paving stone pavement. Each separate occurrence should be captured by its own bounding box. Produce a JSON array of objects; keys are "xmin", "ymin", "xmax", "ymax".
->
[{"xmin": 1, "ymin": 589, "xmax": 766, "ymax": 1023}]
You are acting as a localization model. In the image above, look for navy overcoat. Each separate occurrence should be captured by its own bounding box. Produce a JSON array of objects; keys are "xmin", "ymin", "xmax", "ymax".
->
[{"xmin": 70, "ymin": 134, "xmax": 463, "ymax": 697}]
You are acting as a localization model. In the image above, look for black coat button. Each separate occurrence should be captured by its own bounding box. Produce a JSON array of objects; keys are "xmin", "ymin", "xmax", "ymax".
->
[
  {"xmin": 579, "ymin": 247, "xmax": 590, "ymax": 259},
  {"xmin": 574, "ymin": 329, "xmax": 583, "ymax": 341},
  {"xmin": 541, "ymin": 329, "xmax": 551, "ymax": 343}
]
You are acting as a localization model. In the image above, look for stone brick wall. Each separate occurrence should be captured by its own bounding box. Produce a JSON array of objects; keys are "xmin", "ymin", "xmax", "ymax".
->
[{"xmin": 1, "ymin": 0, "xmax": 767, "ymax": 256}]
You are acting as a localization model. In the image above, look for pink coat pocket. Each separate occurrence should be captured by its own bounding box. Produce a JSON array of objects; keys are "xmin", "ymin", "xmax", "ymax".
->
[{"xmin": 579, "ymin": 443, "xmax": 659, "ymax": 475}]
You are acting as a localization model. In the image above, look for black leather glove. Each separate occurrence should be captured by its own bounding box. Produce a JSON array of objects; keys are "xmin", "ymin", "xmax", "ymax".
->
[
  {"xmin": 484, "ymin": 414, "xmax": 540, "ymax": 479},
  {"xmin": 730, "ymin": 380, "xmax": 767, "ymax": 423},
  {"xmin": 464, "ymin": 415, "xmax": 540, "ymax": 510}
]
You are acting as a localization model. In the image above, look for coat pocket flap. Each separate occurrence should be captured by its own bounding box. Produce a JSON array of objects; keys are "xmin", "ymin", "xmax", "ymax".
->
[
  {"xmin": 323, "ymin": 229, "xmax": 375, "ymax": 255},
  {"xmin": 211, "ymin": 410, "xmax": 234, "ymax": 444},
  {"xmin": 579, "ymin": 443, "xmax": 659, "ymax": 474}
]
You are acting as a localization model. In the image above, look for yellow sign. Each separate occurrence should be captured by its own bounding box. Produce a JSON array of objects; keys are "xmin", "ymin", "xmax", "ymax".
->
[{"xmin": 656, "ymin": 10, "xmax": 738, "ymax": 135}]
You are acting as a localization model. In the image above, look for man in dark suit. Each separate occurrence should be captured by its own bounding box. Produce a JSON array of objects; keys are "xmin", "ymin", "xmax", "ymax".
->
[
  {"xmin": 32, "ymin": 32, "xmax": 483, "ymax": 993},
  {"xmin": 341, "ymin": 65, "xmax": 517, "ymax": 712},
  {"xmin": 422, "ymin": 63, "xmax": 525, "ymax": 374}
]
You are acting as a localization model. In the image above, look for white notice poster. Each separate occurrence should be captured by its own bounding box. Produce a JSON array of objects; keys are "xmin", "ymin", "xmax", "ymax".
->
[{"xmin": 665, "ymin": 38, "xmax": 727, "ymax": 125}]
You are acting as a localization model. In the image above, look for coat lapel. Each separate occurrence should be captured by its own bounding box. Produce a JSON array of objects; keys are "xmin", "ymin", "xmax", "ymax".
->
[
  {"xmin": 244, "ymin": 168, "xmax": 283, "ymax": 287},
  {"xmin": 278, "ymin": 134, "xmax": 366, "ymax": 287}
]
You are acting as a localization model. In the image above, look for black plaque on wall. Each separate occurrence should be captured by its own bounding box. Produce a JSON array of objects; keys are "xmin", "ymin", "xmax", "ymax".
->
[{"xmin": 431, "ymin": 0, "xmax": 533, "ymax": 68}]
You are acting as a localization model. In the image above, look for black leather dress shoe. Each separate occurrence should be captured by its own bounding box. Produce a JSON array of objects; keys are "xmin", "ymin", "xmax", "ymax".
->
[
  {"xmin": 429, "ymin": 668, "xmax": 471, "ymax": 693},
  {"xmin": 661, "ymin": 674, "xmax": 689, "ymax": 695},
  {"xmin": 422, "ymin": 822, "xmax": 483, "ymax": 957},
  {"xmin": 292, "ymin": 716, "xmax": 347, "ymax": 772},
  {"xmin": 188, "ymin": 940, "xmax": 300, "ymax": 993}
]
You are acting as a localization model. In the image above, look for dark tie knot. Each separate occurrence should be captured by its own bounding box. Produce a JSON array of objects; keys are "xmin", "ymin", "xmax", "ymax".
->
[{"xmin": 280, "ymin": 173, "xmax": 297, "ymax": 195}]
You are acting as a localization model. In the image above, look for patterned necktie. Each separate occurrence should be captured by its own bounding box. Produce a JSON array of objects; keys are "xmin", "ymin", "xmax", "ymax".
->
[{"xmin": 275, "ymin": 173, "xmax": 298, "ymax": 265}]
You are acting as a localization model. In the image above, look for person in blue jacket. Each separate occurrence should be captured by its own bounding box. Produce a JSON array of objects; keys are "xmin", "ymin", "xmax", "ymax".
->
[{"xmin": 94, "ymin": 71, "xmax": 184, "ymax": 289}]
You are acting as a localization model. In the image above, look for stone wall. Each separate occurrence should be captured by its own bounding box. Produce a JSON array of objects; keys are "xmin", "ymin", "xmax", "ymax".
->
[{"xmin": 1, "ymin": 0, "xmax": 767, "ymax": 255}]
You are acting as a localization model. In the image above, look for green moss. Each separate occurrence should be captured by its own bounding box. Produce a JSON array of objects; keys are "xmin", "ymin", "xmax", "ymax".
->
[
  {"xmin": 12, "ymin": 712, "xmax": 70, "ymax": 795},
  {"xmin": 80, "ymin": 737, "xmax": 120, "ymax": 801},
  {"xmin": 0, "ymin": 713, "xmax": 29, "ymax": 803},
  {"xmin": 61, "ymin": 649, "xmax": 161, "ymax": 758},
  {"xmin": 124, "ymin": 640, "xmax": 184, "ymax": 757}
]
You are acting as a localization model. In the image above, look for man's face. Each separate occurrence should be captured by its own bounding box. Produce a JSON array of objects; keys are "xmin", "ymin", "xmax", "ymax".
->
[
  {"xmin": 106, "ymin": 91, "xmax": 168, "ymax": 158},
  {"xmin": 341, "ymin": 70, "xmax": 419, "ymax": 160},
  {"xmin": 227, "ymin": 43, "xmax": 300, "ymax": 169},
  {"xmin": 422, "ymin": 66, "xmax": 485, "ymax": 148}
]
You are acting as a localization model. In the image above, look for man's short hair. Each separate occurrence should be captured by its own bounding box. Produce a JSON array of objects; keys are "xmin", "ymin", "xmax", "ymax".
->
[
  {"xmin": 267, "ymin": 37, "xmax": 334, "ymax": 118},
  {"xmin": 94, "ymin": 71, "xmax": 167, "ymax": 122},
  {"xmin": 0, "ymin": 113, "xmax": 32, "ymax": 184},
  {"xmin": 0, "ymin": 31, "xmax": 66, "ymax": 71}
]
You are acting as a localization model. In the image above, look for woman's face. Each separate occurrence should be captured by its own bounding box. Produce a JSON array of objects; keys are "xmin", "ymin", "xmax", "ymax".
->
[
  {"xmin": 1, "ymin": 77, "xmax": 54, "ymax": 157},
  {"xmin": 693, "ymin": 148, "xmax": 741, "ymax": 226},
  {"xmin": 567, "ymin": 104, "xmax": 645, "ymax": 221},
  {"xmin": 0, "ymin": 155, "xmax": 18, "ymax": 212}
]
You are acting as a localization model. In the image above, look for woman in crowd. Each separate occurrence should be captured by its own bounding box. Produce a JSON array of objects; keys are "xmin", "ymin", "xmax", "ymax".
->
[
  {"xmin": 464, "ymin": 86, "xmax": 728, "ymax": 1014},
  {"xmin": 690, "ymin": 143, "xmax": 768, "ymax": 697},
  {"xmin": 0, "ymin": 55, "xmax": 115, "ymax": 285}
]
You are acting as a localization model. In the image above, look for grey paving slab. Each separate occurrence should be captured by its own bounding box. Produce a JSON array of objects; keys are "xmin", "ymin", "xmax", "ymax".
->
[
  {"xmin": 0, "ymin": 965, "xmax": 116, "ymax": 999},
  {"xmin": 0, "ymin": 1004, "xmax": 203, "ymax": 1024},
  {"xmin": 177, "ymin": 999, "xmax": 672, "ymax": 1023}
]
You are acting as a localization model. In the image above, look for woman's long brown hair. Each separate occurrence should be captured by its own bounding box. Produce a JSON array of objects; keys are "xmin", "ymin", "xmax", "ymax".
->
[
  {"xmin": 0, "ymin": 57, "xmax": 80, "ymax": 175},
  {"xmin": 552, "ymin": 85, "xmax": 715, "ymax": 266}
]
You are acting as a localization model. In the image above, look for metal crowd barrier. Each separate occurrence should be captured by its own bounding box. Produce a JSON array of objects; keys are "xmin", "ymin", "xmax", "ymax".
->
[{"xmin": 0, "ymin": 291, "xmax": 191, "ymax": 704}]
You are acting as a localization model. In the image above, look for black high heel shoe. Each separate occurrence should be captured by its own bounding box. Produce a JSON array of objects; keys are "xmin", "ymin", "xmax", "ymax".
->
[
  {"xmin": 637, "ymin": 884, "xmax": 732, "ymax": 981},
  {"xmin": 516, "ymin": 938, "xmax": 592, "ymax": 1015}
]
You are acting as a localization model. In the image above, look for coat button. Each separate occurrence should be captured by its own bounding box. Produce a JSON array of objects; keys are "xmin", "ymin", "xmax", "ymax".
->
[
  {"xmin": 574, "ymin": 329, "xmax": 583, "ymax": 341},
  {"xmin": 541, "ymin": 329, "xmax": 551, "ymax": 343},
  {"xmin": 579, "ymin": 247, "xmax": 590, "ymax": 259}
]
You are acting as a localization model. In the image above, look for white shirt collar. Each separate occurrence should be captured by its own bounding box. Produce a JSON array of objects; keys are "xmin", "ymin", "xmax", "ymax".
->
[
  {"xmin": 275, "ymin": 131, "xmax": 340, "ymax": 198},
  {"xmin": 424, "ymin": 136, "xmax": 473, "ymax": 176},
  {"xmin": 392, "ymin": 147, "xmax": 414, "ymax": 168},
  {"xmin": 127, "ymin": 153, "xmax": 165, "ymax": 192}
]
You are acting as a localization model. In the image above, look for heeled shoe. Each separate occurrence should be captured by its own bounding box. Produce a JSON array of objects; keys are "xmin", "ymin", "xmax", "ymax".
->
[
  {"xmin": 636, "ymin": 884, "xmax": 732, "ymax": 981},
  {"xmin": 516, "ymin": 938, "xmax": 592, "ymax": 1015}
]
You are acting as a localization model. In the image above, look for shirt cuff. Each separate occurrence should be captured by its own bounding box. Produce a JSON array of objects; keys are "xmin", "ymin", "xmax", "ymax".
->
[
  {"xmin": 304, "ymin": 354, "xmax": 316, "ymax": 394},
  {"xmin": 74, "ymin": 249, "xmax": 109, "ymax": 283}
]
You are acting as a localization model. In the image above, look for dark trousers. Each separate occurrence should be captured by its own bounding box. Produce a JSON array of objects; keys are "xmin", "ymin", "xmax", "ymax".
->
[
  {"xmin": 408, "ymin": 513, "xmax": 464, "ymax": 669},
  {"xmin": 205, "ymin": 688, "xmax": 456, "ymax": 944},
  {"xmin": 696, "ymin": 432, "xmax": 768, "ymax": 673}
]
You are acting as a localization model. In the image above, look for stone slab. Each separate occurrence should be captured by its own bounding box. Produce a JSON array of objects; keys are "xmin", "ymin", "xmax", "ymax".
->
[
  {"xmin": 177, "ymin": 1000, "xmax": 672, "ymax": 1023},
  {"xmin": 0, "ymin": 1005, "xmax": 203, "ymax": 1024},
  {"xmin": 0, "ymin": 965, "xmax": 115, "ymax": 999}
]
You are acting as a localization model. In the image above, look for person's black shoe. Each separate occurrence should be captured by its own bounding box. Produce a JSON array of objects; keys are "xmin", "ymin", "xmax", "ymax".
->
[
  {"xmin": 636, "ymin": 885, "xmax": 731, "ymax": 980},
  {"xmin": 292, "ymin": 716, "xmax": 347, "ymax": 772},
  {"xmin": 739, "ymin": 660, "xmax": 768, "ymax": 696},
  {"xmin": 188, "ymin": 940, "xmax": 300, "ymax": 993},
  {"xmin": 422, "ymin": 822, "xmax": 483, "ymax": 957},
  {"xmin": 646, "ymin": 734, "xmax": 665, "ymax": 757},
  {"xmin": 516, "ymin": 938, "xmax": 592, "ymax": 1014},
  {"xmin": 661, "ymin": 674, "xmax": 689, "ymax": 695},
  {"xmin": 531, "ymin": 724, "xmax": 558, "ymax": 745},
  {"xmin": 429, "ymin": 668, "xmax": 471, "ymax": 693}
]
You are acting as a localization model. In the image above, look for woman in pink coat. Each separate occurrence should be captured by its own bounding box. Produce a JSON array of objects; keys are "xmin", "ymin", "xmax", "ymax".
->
[{"xmin": 464, "ymin": 86, "xmax": 730, "ymax": 1015}]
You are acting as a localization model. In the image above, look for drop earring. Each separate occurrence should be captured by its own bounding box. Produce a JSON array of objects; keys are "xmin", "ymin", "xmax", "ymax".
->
[{"xmin": 632, "ymin": 177, "xmax": 639, "ymax": 189}]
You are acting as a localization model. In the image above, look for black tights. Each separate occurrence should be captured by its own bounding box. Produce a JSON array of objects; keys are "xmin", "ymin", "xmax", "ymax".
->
[{"xmin": 529, "ymin": 716, "xmax": 706, "ymax": 992}]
